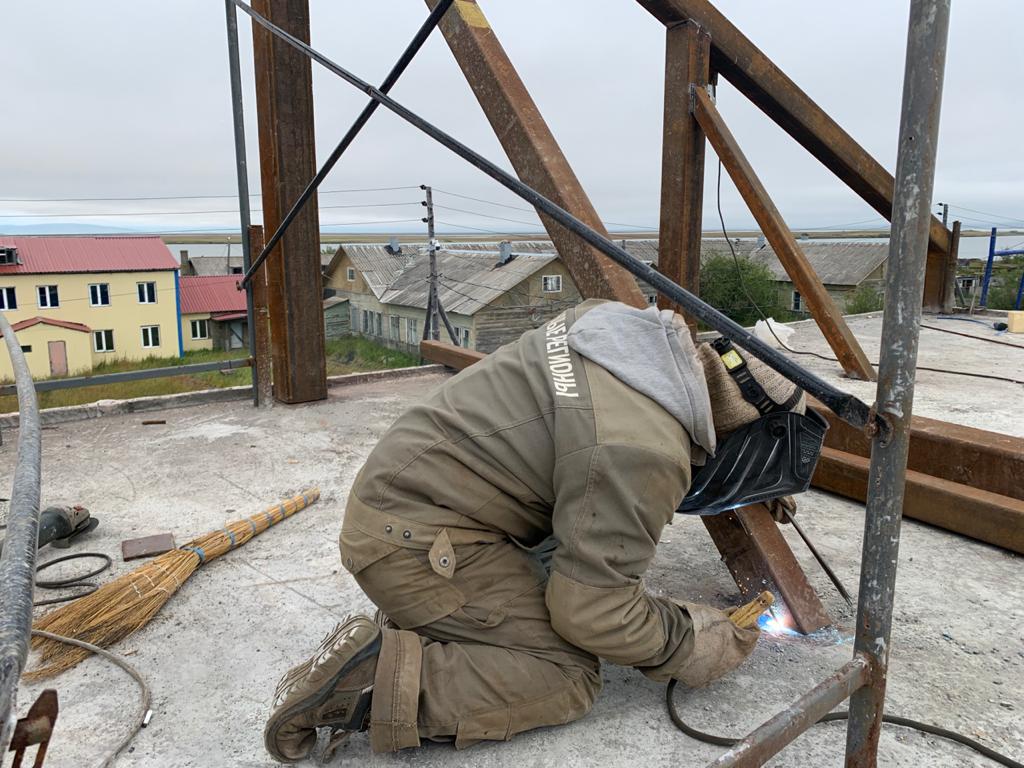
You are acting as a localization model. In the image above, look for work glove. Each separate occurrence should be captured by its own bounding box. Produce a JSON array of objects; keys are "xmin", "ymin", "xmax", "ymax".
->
[
  {"xmin": 669, "ymin": 602, "xmax": 759, "ymax": 688},
  {"xmin": 766, "ymin": 495, "xmax": 797, "ymax": 524}
]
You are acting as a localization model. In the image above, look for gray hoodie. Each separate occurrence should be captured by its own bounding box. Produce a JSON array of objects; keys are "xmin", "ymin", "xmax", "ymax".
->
[{"xmin": 567, "ymin": 301, "xmax": 716, "ymax": 456}]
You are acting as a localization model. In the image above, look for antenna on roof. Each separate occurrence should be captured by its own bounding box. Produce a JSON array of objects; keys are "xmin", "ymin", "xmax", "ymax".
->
[
  {"xmin": 495, "ymin": 240, "xmax": 515, "ymax": 267},
  {"xmin": 386, "ymin": 236, "xmax": 402, "ymax": 255}
]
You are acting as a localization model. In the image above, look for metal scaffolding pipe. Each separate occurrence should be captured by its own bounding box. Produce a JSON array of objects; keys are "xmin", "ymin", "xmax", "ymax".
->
[
  {"xmin": 230, "ymin": 0, "xmax": 874, "ymax": 431},
  {"xmin": 845, "ymin": 2, "xmax": 951, "ymax": 764},
  {"xmin": 0, "ymin": 312, "xmax": 43, "ymax": 750}
]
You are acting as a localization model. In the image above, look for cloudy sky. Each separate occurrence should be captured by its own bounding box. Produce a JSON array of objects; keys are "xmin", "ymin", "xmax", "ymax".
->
[{"xmin": 2, "ymin": 1, "xmax": 1022, "ymax": 236}]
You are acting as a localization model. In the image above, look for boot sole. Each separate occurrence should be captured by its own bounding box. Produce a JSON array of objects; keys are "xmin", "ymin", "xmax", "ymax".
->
[{"xmin": 264, "ymin": 618, "xmax": 380, "ymax": 763}]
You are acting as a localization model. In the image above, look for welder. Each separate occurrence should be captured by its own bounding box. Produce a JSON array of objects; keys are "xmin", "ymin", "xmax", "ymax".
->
[{"xmin": 263, "ymin": 299, "xmax": 812, "ymax": 762}]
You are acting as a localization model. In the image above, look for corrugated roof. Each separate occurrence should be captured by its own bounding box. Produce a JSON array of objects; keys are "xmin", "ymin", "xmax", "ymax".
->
[
  {"xmin": 334, "ymin": 244, "xmax": 417, "ymax": 299},
  {"xmin": 745, "ymin": 240, "xmax": 888, "ymax": 286},
  {"xmin": 380, "ymin": 246, "xmax": 558, "ymax": 315},
  {"xmin": 184, "ymin": 252, "xmax": 333, "ymax": 277},
  {"xmin": 0, "ymin": 236, "xmax": 178, "ymax": 275},
  {"xmin": 179, "ymin": 275, "xmax": 247, "ymax": 315},
  {"xmin": 1, "ymin": 317, "xmax": 92, "ymax": 336}
]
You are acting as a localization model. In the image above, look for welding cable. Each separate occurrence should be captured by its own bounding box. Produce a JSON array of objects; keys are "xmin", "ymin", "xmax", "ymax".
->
[
  {"xmin": 665, "ymin": 679, "xmax": 1023, "ymax": 767},
  {"xmin": 30, "ymin": 629, "xmax": 152, "ymax": 768},
  {"xmin": 33, "ymin": 552, "xmax": 112, "ymax": 607}
]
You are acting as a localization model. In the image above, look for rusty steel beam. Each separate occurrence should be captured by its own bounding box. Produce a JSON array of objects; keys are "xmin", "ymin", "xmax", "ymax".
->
[
  {"xmin": 426, "ymin": 0, "xmax": 646, "ymax": 308},
  {"xmin": 810, "ymin": 400, "xmax": 1024, "ymax": 502},
  {"xmin": 252, "ymin": 0, "xmax": 327, "ymax": 404},
  {"xmin": 692, "ymin": 88, "xmax": 876, "ymax": 381},
  {"xmin": 420, "ymin": 338, "xmax": 832, "ymax": 633},
  {"xmin": 635, "ymin": 0, "xmax": 953, "ymax": 311},
  {"xmin": 658, "ymin": 21, "xmax": 711, "ymax": 333},
  {"xmin": 248, "ymin": 225, "xmax": 274, "ymax": 407},
  {"xmin": 815, "ymin": 447, "xmax": 1024, "ymax": 555}
]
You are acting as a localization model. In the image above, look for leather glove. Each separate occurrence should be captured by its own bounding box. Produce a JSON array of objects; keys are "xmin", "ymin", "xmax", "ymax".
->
[{"xmin": 767, "ymin": 495, "xmax": 797, "ymax": 524}]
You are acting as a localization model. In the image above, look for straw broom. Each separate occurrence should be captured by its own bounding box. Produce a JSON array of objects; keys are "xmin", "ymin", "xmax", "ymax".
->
[{"xmin": 27, "ymin": 488, "xmax": 320, "ymax": 680}]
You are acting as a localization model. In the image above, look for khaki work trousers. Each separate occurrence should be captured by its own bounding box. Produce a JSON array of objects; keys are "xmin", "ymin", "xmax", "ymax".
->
[{"xmin": 348, "ymin": 537, "xmax": 603, "ymax": 752}]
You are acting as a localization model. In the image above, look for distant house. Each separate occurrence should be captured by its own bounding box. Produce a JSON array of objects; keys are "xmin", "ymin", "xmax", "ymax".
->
[
  {"xmin": 178, "ymin": 276, "xmax": 249, "ymax": 352},
  {"xmin": 179, "ymin": 249, "xmax": 334, "ymax": 277},
  {"xmin": 324, "ymin": 240, "xmax": 581, "ymax": 353},
  {"xmin": 0, "ymin": 236, "xmax": 180, "ymax": 380},
  {"xmin": 744, "ymin": 240, "xmax": 888, "ymax": 314}
]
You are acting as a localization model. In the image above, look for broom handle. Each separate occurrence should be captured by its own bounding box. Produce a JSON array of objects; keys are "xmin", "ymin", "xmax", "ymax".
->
[{"xmin": 179, "ymin": 488, "xmax": 320, "ymax": 565}]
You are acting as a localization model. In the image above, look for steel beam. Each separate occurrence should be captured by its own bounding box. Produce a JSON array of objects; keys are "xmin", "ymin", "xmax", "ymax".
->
[
  {"xmin": 635, "ymin": 0, "xmax": 954, "ymax": 311},
  {"xmin": 692, "ymin": 88, "xmax": 876, "ymax": 381},
  {"xmin": 248, "ymin": 225, "xmax": 274, "ymax": 406},
  {"xmin": 845, "ymin": 3, "xmax": 950, "ymax": 762},
  {"xmin": 251, "ymin": 0, "xmax": 327, "ymax": 404},
  {"xmin": 419, "ymin": 338, "xmax": 832, "ymax": 634},
  {"xmin": 814, "ymin": 448, "xmax": 1024, "ymax": 555},
  {"xmin": 425, "ymin": 0, "xmax": 646, "ymax": 308},
  {"xmin": 658, "ymin": 21, "xmax": 711, "ymax": 332}
]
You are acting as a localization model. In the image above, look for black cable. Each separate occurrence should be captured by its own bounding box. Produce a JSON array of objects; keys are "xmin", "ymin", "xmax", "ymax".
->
[
  {"xmin": 665, "ymin": 679, "xmax": 1023, "ymax": 767},
  {"xmin": 33, "ymin": 552, "xmax": 112, "ymax": 607}
]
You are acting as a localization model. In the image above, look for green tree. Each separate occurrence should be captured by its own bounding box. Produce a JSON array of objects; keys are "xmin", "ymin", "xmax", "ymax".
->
[
  {"xmin": 699, "ymin": 252, "xmax": 783, "ymax": 327},
  {"xmin": 844, "ymin": 282, "xmax": 885, "ymax": 314}
]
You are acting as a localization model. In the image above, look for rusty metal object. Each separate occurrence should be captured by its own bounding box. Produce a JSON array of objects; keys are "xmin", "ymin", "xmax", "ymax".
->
[
  {"xmin": 692, "ymin": 87, "xmax": 876, "ymax": 381},
  {"xmin": 425, "ymin": 0, "xmax": 646, "ymax": 308},
  {"xmin": 811, "ymin": 400, "xmax": 1024, "ymax": 502},
  {"xmin": 708, "ymin": 655, "xmax": 870, "ymax": 767},
  {"xmin": 8, "ymin": 689, "xmax": 58, "ymax": 768},
  {"xmin": 635, "ymin": 0, "xmax": 953, "ymax": 311},
  {"xmin": 419, "ymin": 339, "xmax": 833, "ymax": 633},
  {"xmin": 248, "ymin": 225, "xmax": 274, "ymax": 407},
  {"xmin": 251, "ymin": 0, "xmax": 327, "ymax": 404},
  {"xmin": 814, "ymin": 447, "xmax": 1024, "ymax": 555},
  {"xmin": 658, "ymin": 21, "xmax": 710, "ymax": 333},
  {"xmin": 943, "ymin": 220, "xmax": 961, "ymax": 312},
  {"xmin": 704, "ymin": 505, "xmax": 831, "ymax": 634}
]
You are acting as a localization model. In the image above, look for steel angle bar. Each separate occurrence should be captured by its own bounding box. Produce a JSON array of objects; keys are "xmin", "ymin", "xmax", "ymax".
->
[
  {"xmin": 229, "ymin": 0, "xmax": 874, "ymax": 430},
  {"xmin": 239, "ymin": 0, "xmax": 456, "ymax": 288},
  {"xmin": 0, "ymin": 313, "xmax": 43, "ymax": 751}
]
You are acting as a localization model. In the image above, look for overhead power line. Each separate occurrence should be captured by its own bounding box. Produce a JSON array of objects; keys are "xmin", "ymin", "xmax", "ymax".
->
[
  {"xmin": 0, "ymin": 186, "xmax": 422, "ymax": 204},
  {"xmin": 0, "ymin": 201, "xmax": 421, "ymax": 219}
]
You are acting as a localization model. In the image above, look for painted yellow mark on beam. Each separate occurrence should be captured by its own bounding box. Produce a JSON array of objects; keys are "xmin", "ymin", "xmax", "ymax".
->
[{"xmin": 455, "ymin": 0, "xmax": 489, "ymax": 29}]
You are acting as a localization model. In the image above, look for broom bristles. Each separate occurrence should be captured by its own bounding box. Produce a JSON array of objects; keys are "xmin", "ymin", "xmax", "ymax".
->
[{"xmin": 28, "ymin": 488, "xmax": 319, "ymax": 679}]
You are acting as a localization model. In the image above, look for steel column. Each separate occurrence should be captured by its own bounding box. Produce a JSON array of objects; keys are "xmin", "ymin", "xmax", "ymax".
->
[
  {"xmin": 692, "ymin": 88, "xmax": 876, "ymax": 381},
  {"xmin": 251, "ymin": 0, "xmax": 327, "ymax": 404},
  {"xmin": 425, "ymin": 0, "xmax": 647, "ymax": 308},
  {"xmin": 248, "ymin": 225, "xmax": 274, "ymax": 406},
  {"xmin": 981, "ymin": 227, "xmax": 997, "ymax": 307},
  {"xmin": 0, "ymin": 313, "xmax": 42, "ymax": 751},
  {"xmin": 224, "ymin": 0, "xmax": 259, "ymax": 406},
  {"xmin": 635, "ymin": 0, "xmax": 953, "ymax": 311},
  {"xmin": 658, "ymin": 21, "xmax": 711, "ymax": 332},
  {"xmin": 845, "ymin": 3, "xmax": 950, "ymax": 763}
]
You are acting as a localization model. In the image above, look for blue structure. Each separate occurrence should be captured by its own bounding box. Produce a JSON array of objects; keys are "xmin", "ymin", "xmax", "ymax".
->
[{"xmin": 980, "ymin": 227, "xmax": 1024, "ymax": 307}]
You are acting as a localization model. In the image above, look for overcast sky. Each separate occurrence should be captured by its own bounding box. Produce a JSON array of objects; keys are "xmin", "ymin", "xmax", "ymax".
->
[{"xmin": 2, "ymin": 1, "xmax": 1022, "ymax": 236}]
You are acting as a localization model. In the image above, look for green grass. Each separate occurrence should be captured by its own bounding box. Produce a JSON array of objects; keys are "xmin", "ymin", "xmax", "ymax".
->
[{"xmin": 0, "ymin": 337, "xmax": 420, "ymax": 413}]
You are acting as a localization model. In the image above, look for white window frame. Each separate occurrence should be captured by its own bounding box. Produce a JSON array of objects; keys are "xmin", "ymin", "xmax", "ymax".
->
[
  {"xmin": 374, "ymin": 312, "xmax": 383, "ymax": 337},
  {"xmin": 37, "ymin": 284, "xmax": 59, "ymax": 308},
  {"xmin": 389, "ymin": 315, "xmax": 401, "ymax": 341},
  {"xmin": 141, "ymin": 325, "xmax": 161, "ymax": 349},
  {"xmin": 94, "ymin": 329, "xmax": 115, "ymax": 353},
  {"xmin": 346, "ymin": 267, "xmax": 356, "ymax": 281},
  {"xmin": 190, "ymin": 318, "xmax": 210, "ymax": 340},
  {"xmin": 361, "ymin": 309, "xmax": 370, "ymax": 334},
  {"xmin": 89, "ymin": 283, "xmax": 110, "ymax": 307},
  {"xmin": 0, "ymin": 286, "xmax": 16, "ymax": 311},
  {"xmin": 541, "ymin": 275, "xmax": 562, "ymax": 293},
  {"xmin": 458, "ymin": 328, "xmax": 471, "ymax": 348},
  {"xmin": 406, "ymin": 317, "xmax": 418, "ymax": 342},
  {"xmin": 792, "ymin": 290, "xmax": 803, "ymax": 312},
  {"xmin": 137, "ymin": 281, "xmax": 157, "ymax": 304}
]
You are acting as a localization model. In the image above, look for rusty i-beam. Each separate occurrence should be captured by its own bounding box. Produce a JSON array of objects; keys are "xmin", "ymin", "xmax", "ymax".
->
[{"xmin": 428, "ymin": 0, "xmax": 830, "ymax": 633}]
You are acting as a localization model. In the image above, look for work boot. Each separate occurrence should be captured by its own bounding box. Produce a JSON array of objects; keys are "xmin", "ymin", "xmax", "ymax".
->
[{"xmin": 264, "ymin": 616, "xmax": 381, "ymax": 763}]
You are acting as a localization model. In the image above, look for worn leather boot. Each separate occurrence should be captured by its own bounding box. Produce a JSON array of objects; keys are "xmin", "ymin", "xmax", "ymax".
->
[{"xmin": 264, "ymin": 616, "xmax": 381, "ymax": 763}]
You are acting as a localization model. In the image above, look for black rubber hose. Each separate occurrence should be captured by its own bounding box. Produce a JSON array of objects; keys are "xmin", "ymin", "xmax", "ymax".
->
[
  {"xmin": 666, "ymin": 679, "xmax": 1023, "ymax": 767},
  {"xmin": 33, "ymin": 552, "xmax": 112, "ymax": 606}
]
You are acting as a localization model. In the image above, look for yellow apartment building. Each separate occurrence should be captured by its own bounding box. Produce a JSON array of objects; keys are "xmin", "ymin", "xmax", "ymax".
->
[{"xmin": 0, "ymin": 236, "xmax": 181, "ymax": 381}]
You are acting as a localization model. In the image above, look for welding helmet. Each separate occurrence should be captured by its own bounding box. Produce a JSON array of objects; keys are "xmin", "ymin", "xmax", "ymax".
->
[{"xmin": 677, "ymin": 337, "xmax": 828, "ymax": 516}]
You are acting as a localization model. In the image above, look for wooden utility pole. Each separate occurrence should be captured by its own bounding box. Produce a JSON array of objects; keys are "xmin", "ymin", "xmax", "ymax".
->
[
  {"xmin": 420, "ymin": 185, "xmax": 459, "ymax": 344},
  {"xmin": 251, "ymin": 0, "xmax": 327, "ymax": 404}
]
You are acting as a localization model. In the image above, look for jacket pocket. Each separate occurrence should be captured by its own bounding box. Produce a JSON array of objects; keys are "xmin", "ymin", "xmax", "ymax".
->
[{"xmin": 339, "ymin": 527, "xmax": 400, "ymax": 575}]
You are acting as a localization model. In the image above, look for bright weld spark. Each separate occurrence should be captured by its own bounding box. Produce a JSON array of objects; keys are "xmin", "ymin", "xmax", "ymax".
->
[{"xmin": 758, "ymin": 612, "xmax": 801, "ymax": 637}]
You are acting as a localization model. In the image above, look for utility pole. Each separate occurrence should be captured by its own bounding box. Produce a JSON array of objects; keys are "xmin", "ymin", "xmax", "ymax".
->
[
  {"xmin": 937, "ymin": 201, "xmax": 949, "ymax": 228},
  {"xmin": 420, "ymin": 184, "xmax": 459, "ymax": 344}
]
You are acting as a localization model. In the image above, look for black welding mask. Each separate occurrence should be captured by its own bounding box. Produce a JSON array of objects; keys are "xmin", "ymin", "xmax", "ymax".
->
[{"xmin": 677, "ymin": 338, "xmax": 829, "ymax": 516}]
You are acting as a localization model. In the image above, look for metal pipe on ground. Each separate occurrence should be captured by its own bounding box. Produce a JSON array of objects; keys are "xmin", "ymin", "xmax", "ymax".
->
[
  {"xmin": 0, "ymin": 312, "xmax": 43, "ymax": 750},
  {"xmin": 229, "ymin": 0, "xmax": 874, "ymax": 431}
]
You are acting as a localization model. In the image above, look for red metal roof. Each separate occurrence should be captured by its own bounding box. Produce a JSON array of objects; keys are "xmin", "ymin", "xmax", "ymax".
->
[
  {"xmin": 0, "ymin": 236, "xmax": 177, "ymax": 275},
  {"xmin": 1, "ymin": 317, "xmax": 92, "ymax": 336},
  {"xmin": 179, "ymin": 275, "xmax": 247, "ymax": 315}
]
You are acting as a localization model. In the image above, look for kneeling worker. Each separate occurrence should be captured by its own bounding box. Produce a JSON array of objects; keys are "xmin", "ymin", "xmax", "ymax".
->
[{"xmin": 264, "ymin": 299, "xmax": 808, "ymax": 761}]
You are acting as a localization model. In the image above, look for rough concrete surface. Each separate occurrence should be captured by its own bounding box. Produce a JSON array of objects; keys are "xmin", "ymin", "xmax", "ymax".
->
[{"xmin": 2, "ymin": 325, "xmax": 1022, "ymax": 767}]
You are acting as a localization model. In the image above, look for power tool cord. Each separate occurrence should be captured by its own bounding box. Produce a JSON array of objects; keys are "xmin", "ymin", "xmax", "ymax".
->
[
  {"xmin": 665, "ymin": 679, "xmax": 1022, "ymax": 767},
  {"xmin": 34, "ymin": 552, "xmax": 112, "ymax": 606}
]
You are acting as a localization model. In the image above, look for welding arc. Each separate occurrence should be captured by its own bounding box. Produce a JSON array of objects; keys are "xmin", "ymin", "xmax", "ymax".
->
[
  {"xmin": 665, "ymin": 680, "xmax": 1022, "ymax": 767},
  {"xmin": 781, "ymin": 508, "xmax": 853, "ymax": 607}
]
